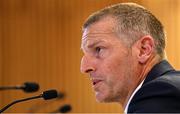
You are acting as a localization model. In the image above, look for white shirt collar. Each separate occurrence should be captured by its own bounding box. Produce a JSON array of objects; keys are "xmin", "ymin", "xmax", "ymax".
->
[{"xmin": 124, "ymin": 80, "xmax": 145, "ymax": 113}]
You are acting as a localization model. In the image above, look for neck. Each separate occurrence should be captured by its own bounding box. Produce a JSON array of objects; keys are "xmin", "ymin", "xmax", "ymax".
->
[
  {"xmin": 122, "ymin": 54, "xmax": 161, "ymax": 109},
  {"xmin": 138, "ymin": 55, "xmax": 161, "ymax": 84}
]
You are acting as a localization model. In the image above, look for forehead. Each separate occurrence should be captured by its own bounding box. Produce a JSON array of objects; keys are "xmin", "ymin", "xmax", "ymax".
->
[{"xmin": 82, "ymin": 16, "xmax": 116, "ymax": 40}]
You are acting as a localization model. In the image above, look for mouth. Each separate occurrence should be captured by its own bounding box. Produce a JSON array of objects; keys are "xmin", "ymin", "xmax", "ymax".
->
[{"xmin": 92, "ymin": 79, "xmax": 102, "ymax": 86}]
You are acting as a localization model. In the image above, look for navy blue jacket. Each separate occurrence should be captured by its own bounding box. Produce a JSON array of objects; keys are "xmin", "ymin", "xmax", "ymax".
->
[{"xmin": 128, "ymin": 60, "xmax": 180, "ymax": 113}]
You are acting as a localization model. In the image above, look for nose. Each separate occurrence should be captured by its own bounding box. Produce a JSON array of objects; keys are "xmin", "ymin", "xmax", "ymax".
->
[{"xmin": 80, "ymin": 55, "xmax": 95, "ymax": 74}]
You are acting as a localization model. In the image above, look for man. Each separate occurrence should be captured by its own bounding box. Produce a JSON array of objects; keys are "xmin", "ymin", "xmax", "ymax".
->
[{"xmin": 80, "ymin": 2, "xmax": 180, "ymax": 113}]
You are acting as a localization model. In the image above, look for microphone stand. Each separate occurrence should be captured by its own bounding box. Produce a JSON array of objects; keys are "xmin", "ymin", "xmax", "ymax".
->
[
  {"xmin": 0, "ymin": 86, "xmax": 21, "ymax": 90},
  {"xmin": 0, "ymin": 95, "xmax": 42, "ymax": 113},
  {"xmin": 0, "ymin": 89, "xmax": 57, "ymax": 113}
]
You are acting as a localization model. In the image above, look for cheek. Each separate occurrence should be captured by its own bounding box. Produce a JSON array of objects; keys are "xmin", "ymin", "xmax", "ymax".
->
[
  {"xmin": 104, "ymin": 55, "xmax": 133, "ymax": 86},
  {"xmin": 105, "ymin": 58, "xmax": 126, "ymax": 78}
]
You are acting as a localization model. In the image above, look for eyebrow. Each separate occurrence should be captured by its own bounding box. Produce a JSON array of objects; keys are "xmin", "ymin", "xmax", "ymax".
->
[
  {"xmin": 87, "ymin": 40, "xmax": 103, "ymax": 48},
  {"xmin": 81, "ymin": 40, "xmax": 104, "ymax": 51}
]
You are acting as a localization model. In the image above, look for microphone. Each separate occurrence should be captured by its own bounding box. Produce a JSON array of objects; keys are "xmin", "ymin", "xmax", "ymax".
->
[
  {"xmin": 51, "ymin": 104, "xmax": 72, "ymax": 113},
  {"xmin": 0, "ymin": 82, "xmax": 39, "ymax": 93},
  {"xmin": 28, "ymin": 91, "xmax": 65, "ymax": 113},
  {"xmin": 0, "ymin": 89, "xmax": 58, "ymax": 113}
]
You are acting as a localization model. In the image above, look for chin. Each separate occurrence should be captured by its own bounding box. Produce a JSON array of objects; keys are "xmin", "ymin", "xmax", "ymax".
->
[{"xmin": 95, "ymin": 92, "xmax": 113, "ymax": 103}]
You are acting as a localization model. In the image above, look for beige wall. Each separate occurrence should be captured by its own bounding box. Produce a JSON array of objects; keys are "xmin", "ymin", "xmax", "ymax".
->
[{"xmin": 0, "ymin": 0, "xmax": 180, "ymax": 113}]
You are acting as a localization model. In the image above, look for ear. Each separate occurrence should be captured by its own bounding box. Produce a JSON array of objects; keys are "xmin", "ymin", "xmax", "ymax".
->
[{"xmin": 136, "ymin": 35, "xmax": 155, "ymax": 64}]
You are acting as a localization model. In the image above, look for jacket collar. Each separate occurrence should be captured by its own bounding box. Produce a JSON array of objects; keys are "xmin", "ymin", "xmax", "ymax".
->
[{"xmin": 143, "ymin": 60, "xmax": 175, "ymax": 85}]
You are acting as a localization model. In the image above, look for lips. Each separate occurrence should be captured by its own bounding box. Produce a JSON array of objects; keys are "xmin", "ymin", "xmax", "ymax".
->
[{"xmin": 92, "ymin": 79, "xmax": 102, "ymax": 86}]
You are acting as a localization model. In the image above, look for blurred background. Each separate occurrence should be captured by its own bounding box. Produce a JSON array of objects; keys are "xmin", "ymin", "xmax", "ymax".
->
[{"xmin": 0, "ymin": 0, "xmax": 180, "ymax": 113}]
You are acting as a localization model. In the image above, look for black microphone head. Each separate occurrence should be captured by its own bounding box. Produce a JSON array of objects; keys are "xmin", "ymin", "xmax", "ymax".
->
[
  {"xmin": 23, "ymin": 82, "xmax": 39, "ymax": 93},
  {"xmin": 59, "ymin": 104, "xmax": 71, "ymax": 113},
  {"xmin": 42, "ymin": 89, "xmax": 58, "ymax": 100}
]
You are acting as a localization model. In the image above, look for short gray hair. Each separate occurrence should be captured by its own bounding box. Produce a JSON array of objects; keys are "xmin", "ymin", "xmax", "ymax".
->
[{"xmin": 83, "ymin": 3, "xmax": 166, "ymax": 59}]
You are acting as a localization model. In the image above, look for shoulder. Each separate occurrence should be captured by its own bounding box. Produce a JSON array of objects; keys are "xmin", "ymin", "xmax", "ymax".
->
[
  {"xmin": 145, "ymin": 71, "xmax": 180, "ymax": 93},
  {"xmin": 128, "ymin": 71, "xmax": 180, "ymax": 113},
  {"xmin": 140, "ymin": 71, "xmax": 180, "ymax": 96},
  {"xmin": 154, "ymin": 71, "xmax": 180, "ymax": 88},
  {"xmin": 142, "ymin": 71, "xmax": 180, "ymax": 96}
]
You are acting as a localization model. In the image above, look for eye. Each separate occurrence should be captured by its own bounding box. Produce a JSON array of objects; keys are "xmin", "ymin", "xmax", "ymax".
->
[{"xmin": 95, "ymin": 47, "xmax": 101, "ymax": 53}]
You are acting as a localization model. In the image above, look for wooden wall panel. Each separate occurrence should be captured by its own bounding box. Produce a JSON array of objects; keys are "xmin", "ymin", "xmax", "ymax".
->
[
  {"xmin": 0, "ymin": 0, "xmax": 180, "ymax": 113},
  {"xmin": 0, "ymin": 4, "xmax": 2, "ymax": 106}
]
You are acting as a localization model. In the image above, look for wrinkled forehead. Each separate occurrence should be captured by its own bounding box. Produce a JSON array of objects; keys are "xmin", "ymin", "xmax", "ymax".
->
[
  {"xmin": 82, "ymin": 29, "xmax": 114, "ymax": 41},
  {"xmin": 81, "ymin": 31, "xmax": 114, "ymax": 50}
]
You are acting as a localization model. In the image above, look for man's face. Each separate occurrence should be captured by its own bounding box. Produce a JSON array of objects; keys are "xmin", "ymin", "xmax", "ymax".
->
[{"xmin": 80, "ymin": 17, "xmax": 137, "ymax": 104}]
